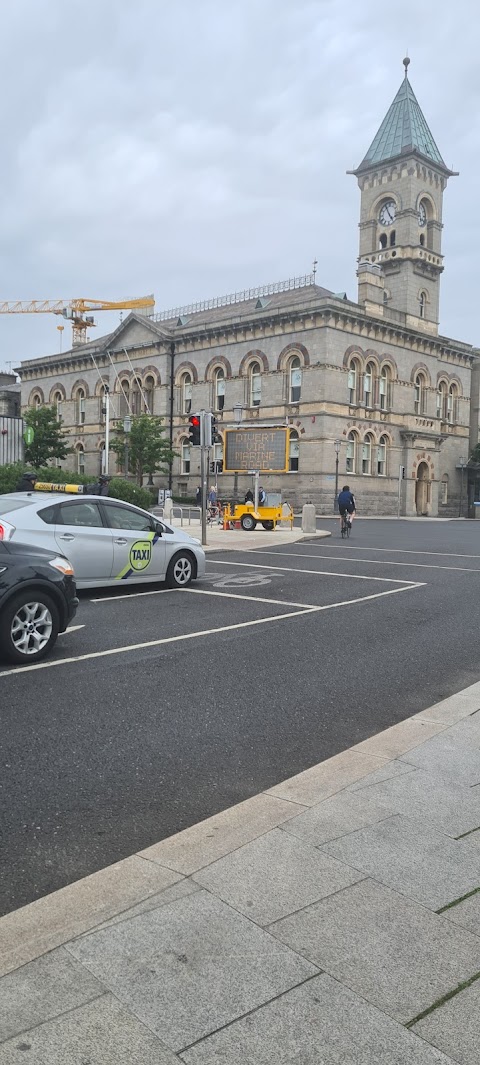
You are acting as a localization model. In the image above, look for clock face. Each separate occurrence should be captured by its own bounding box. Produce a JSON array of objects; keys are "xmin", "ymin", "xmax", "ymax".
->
[
  {"xmin": 418, "ymin": 203, "xmax": 427, "ymax": 227},
  {"xmin": 379, "ymin": 200, "xmax": 396, "ymax": 226}
]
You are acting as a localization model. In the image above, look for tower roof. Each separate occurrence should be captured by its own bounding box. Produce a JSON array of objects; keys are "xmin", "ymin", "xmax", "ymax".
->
[{"xmin": 355, "ymin": 59, "xmax": 451, "ymax": 174}]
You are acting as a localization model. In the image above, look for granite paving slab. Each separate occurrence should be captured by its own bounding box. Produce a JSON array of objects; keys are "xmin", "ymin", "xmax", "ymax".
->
[
  {"xmin": 265, "ymin": 749, "xmax": 389, "ymax": 805},
  {"xmin": 0, "ymin": 946, "xmax": 103, "ymax": 1043},
  {"xmin": 346, "ymin": 767, "xmax": 480, "ymax": 838},
  {"xmin": 269, "ymin": 878, "xmax": 480, "ymax": 1023},
  {"xmin": 278, "ymin": 790, "xmax": 393, "ymax": 847},
  {"xmin": 401, "ymin": 732, "xmax": 480, "ymax": 784},
  {"xmin": 180, "ymin": 973, "xmax": 456, "ymax": 1065},
  {"xmin": 348, "ymin": 759, "xmax": 418, "ymax": 791},
  {"xmin": 411, "ymin": 979, "xmax": 480, "ymax": 1065},
  {"xmin": 192, "ymin": 827, "xmax": 364, "ymax": 925},
  {"xmin": 66, "ymin": 888, "xmax": 318, "ymax": 1052},
  {"xmin": 440, "ymin": 891, "xmax": 480, "ymax": 936},
  {"xmin": 321, "ymin": 814, "xmax": 480, "ymax": 909},
  {"xmin": 0, "ymin": 993, "xmax": 178, "ymax": 1064},
  {"xmin": 79, "ymin": 878, "xmax": 199, "ymax": 935}
]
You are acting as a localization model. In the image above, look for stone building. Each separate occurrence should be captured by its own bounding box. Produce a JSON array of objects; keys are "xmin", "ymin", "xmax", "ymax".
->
[{"xmin": 16, "ymin": 61, "xmax": 479, "ymax": 516}]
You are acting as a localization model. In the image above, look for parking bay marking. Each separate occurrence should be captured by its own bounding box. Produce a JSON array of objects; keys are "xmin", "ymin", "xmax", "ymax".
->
[
  {"xmin": 247, "ymin": 550, "xmax": 480, "ymax": 575},
  {"xmin": 0, "ymin": 583, "xmax": 424, "ymax": 679},
  {"xmin": 207, "ymin": 558, "xmax": 417, "ymax": 586}
]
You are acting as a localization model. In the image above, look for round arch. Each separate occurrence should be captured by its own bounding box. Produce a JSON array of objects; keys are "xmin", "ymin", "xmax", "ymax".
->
[
  {"xmin": 49, "ymin": 383, "xmax": 66, "ymax": 403},
  {"xmin": 205, "ymin": 355, "xmax": 233, "ymax": 380},
  {"xmin": 175, "ymin": 361, "xmax": 199, "ymax": 385},
  {"xmin": 28, "ymin": 387, "xmax": 44, "ymax": 405},
  {"xmin": 238, "ymin": 350, "xmax": 268, "ymax": 376},
  {"xmin": 277, "ymin": 342, "xmax": 310, "ymax": 373},
  {"xmin": 70, "ymin": 379, "xmax": 90, "ymax": 399}
]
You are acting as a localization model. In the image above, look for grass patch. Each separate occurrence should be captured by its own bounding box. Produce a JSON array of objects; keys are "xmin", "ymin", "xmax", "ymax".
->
[{"xmin": 406, "ymin": 969, "xmax": 480, "ymax": 1028}]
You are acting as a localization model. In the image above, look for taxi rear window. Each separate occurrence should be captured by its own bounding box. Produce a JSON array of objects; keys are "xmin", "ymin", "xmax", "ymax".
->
[{"xmin": 0, "ymin": 499, "xmax": 33, "ymax": 514}]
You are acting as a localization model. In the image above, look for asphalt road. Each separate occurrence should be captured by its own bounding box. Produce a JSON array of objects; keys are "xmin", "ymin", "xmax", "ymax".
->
[{"xmin": 2, "ymin": 518, "xmax": 480, "ymax": 916}]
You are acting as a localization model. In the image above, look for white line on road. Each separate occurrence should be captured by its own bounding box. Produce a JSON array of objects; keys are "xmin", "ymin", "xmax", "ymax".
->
[
  {"xmin": 90, "ymin": 588, "xmax": 173, "ymax": 602},
  {"xmin": 0, "ymin": 583, "xmax": 423, "ymax": 679},
  {"xmin": 207, "ymin": 558, "xmax": 417, "ymax": 586},
  {"xmin": 250, "ymin": 551, "xmax": 480, "ymax": 574},
  {"xmin": 64, "ymin": 625, "xmax": 85, "ymax": 633},
  {"xmin": 181, "ymin": 587, "xmax": 321, "ymax": 609},
  {"xmin": 298, "ymin": 543, "xmax": 480, "ymax": 561}
]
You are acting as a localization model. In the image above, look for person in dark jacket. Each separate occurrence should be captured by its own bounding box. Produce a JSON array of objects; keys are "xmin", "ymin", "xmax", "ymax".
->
[
  {"xmin": 15, "ymin": 472, "xmax": 37, "ymax": 492},
  {"xmin": 87, "ymin": 475, "xmax": 110, "ymax": 496},
  {"xmin": 244, "ymin": 489, "xmax": 254, "ymax": 504}
]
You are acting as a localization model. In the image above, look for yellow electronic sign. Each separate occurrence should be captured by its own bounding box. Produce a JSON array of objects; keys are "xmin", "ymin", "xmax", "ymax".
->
[{"xmin": 223, "ymin": 428, "xmax": 288, "ymax": 473}]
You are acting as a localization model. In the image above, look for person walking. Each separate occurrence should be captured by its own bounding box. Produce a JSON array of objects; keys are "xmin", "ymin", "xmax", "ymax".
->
[{"xmin": 15, "ymin": 471, "xmax": 37, "ymax": 492}]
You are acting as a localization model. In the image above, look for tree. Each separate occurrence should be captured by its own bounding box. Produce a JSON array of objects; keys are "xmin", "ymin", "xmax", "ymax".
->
[
  {"xmin": 24, "ymin": 406, "xmax": 73, "ymax": 467},
  {"xmin": 110, "ymin": 414, "xmax": 175, "ymax": 485}
]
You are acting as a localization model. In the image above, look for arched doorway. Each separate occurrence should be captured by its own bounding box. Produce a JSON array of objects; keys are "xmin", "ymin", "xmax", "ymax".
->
[{"xmin": 415, "ymin": 461, "xmax": 430, "ymax": 516}]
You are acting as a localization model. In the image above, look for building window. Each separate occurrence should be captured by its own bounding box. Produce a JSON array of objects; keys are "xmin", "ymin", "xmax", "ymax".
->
[
  {"xmin": 289, "ymin": 357, "xmax": 302, "ymax": 403},
  {"xmin": 52, "ymin": 391, "xmax": 63, "ymax": 420},
  {"xmin": 288, "ymin": 430, "xmax": 299, "ymax": 472},
  {"xmin": 364, "ymin": 362, "xmax": 375, "ymax": 408},
  {"xmin": 379, "ymin": 367, "xmax": 391, "ymax": 410},
  {"xmin": 414, "ymin": 373, "xmax": 426, "ymax": 415},
  {"xmin": 131, "ymin": 378, "xmax": 141, "ymax": 416},
  {"xmin": 362, "ymin": 433, "xmax": 373, "ymax": 475},
  {"xmin": 76, "ymin": 388, "xmax": 86, "ymax": 425},
  {"xmin": 76, "ymin": 446, "xmax": 85, "ymax": 475},
  {"xmin": 214, "ymin": 368, "xmax": 225, "ymax": 411},
  {"xmin": 249, "ymin": 362, "xmax": 261, "ymax": 407},
  {"xmin": 379, "ymin": 233, "xmax": 387, "ymax": 250},
  {"xmin": 377, "ymin": 435, "xmax": 388, "ymax": 476},
  {"xmin": 181, "ymin": 373, "xmax": 193, "ymax": 415},
  {"xmin": 144, "ymin": 375, "xmax": 155, "ymax": 414},
  {"xmin": 420, "ymin": 233, "xmax": 425, "ymax": 247},
  {"xmin": 348, "ymin": 359, "xmax": 359, "ymax": 404},
  {"xmin": 419, "ymin": 291, "xmax": 427, "ymax": 319},
  {"xmin": 31, "ymin": 393, "xmax": 42, "ymax": 409},
  {"xmin": 118, "ymin": 380, "xmax": 130, "ymax": 418},
  {"xmin": 389, "ymin": 230, "xmax": 396, "ymax": 247},
  {"xmin": 181, "ymin": 441, "xmax": 190, "ymax": 474},
  {"xmin": 346, "ymin": 431, "xmax": 357, "ymax": 473},
  {"xmin": 447, "ymin": 384, "xmax": 458, "ymax": 423},
  {"xmin": 437, "ymin": 381, "xmax": 448, "ymax": 420},
  {"xmin": 441, "ymin": 477, "xmax": 448, "ymax": 504}
]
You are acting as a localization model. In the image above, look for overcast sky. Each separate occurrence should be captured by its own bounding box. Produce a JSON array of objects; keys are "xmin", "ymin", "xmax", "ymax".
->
[{"xmin": 0, "ymin": 0, "xmax": 477, "ymax": 372}]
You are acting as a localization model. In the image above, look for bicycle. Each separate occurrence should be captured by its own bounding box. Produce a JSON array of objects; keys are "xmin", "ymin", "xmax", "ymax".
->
[{"xmin": 340, "ymin": 511, "xmax": 352, "ymax": 538}]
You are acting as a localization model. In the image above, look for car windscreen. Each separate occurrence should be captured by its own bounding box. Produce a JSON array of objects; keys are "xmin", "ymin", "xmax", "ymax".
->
[{"xmin": 0, "ymin": 499, "xmax": 34, "ymax": 515}]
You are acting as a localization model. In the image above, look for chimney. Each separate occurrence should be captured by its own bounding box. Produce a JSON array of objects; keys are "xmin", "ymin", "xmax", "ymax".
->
[{"xmin": 357, "ymin": 261, "xmax": 385, "ymax": 316}]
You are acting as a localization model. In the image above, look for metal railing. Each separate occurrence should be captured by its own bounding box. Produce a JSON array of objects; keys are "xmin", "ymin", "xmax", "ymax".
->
[
  {"xmin": 153, "ymin": 505, "xmax": 201, "ymax": 527},
  {"xmin": 153, "ymin": 274, "xmax": 315, "ymax": 322}
]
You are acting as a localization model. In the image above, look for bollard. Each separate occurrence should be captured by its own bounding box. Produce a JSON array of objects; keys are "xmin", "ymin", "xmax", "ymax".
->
[
  {"xmin": 164, "ymin": 497, "xmax": 174, "ymax": 522},
  {"xmin": 301, "ymin": 502, "xmax": 316, "ymax": 534}
]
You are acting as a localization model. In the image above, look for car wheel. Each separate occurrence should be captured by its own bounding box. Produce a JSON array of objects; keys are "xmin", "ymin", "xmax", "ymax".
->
[
  {"xmin": 166, "ymin": 552, "xmax": 195, "ymax": 588},
  {"xmin": 0, "ymin": 591, "xmax": 60, "ymax": 664},
  {"xmin": 241, "ymin": 514, "xmax": 256, "ymax": 531},
  {"xmin": 262, "ymin": 520, "xmax": 275, "ymax": 530}
]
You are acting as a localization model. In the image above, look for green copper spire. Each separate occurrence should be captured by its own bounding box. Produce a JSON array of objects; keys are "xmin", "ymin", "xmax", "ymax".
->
[{"xmin": 356, "ymin": 58, "xmax": 448, "ymax": 172}]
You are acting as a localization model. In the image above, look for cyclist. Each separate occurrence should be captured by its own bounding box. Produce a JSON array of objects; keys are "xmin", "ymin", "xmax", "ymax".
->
[{"xmin": 337, "ymin": 485, "xmax": 356, "ymax": 531}]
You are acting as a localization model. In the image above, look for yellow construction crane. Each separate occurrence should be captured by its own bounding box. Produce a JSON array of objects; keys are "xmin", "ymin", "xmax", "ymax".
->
[{"xmin": 0, "ymin": 295, "xmax": 155, "ymax": 346}]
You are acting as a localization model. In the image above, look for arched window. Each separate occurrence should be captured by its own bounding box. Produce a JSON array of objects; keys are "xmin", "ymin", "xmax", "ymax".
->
[
  {"xmin": 441, "ymin": 475, "xmax": 448, "ymax": 505},
  {"xmin": 288, "ymin": 430, "xmax": 299, "ymax": 472},
  {"xmin": 377, "ymin": 435, "xmax": 388, "ymax": 476},
  {"xmin": 437, "ymin": 380, "xmax": 448, "ymax": 420},
  {"xmin": 419, "ymin": 291, "xmax": 427, "ymax": 319},
  {"xmin": 379, "ymin": 233, "xmax": 387, "ymax": 250},
  {"xmin": 181, "ymin": 440, "xmax": 190, "ymax": 474},
  {"xmin": 346, "ymin": 431, "xmax": 358, "ymax": 474},
  {"xmin": 76, "ymin": 445, "xmax": 85, "ymax": 476},
  {"xmin": 447, "ymin": 383, "xmax": 458, "ymax": 423},
  {"xmin": 52, "ymin": 390, "xmax": 63, "ymax": 420},
  {"xmin": 420, "ymin": 233, "xmax": 425, "ymax": 247},
  {"xmin": 362, "ymin": 433, "xmax": 374, "ymax": 475},
  {"xmin": 379, "ymin": 366, "xmax": 392, "ymax": 410},
  {"xmin": 181, "ymin": 373, "xmax": 192, "ymax": 415},
  {"xmin": 131, "ymin": 378, "xmax": 141, "ymax": 416},
  {"xmin": 348, "ymin": 359, "xmax": 359, "ymax": 404},
  {"xmin": 118, "ymin": 379, "xmax": 130, "ymax": 418},
  {"xmin": 289, "ymin": 357, "xmax": 302, "ymax": 403},
  {"xmin": 214, "ymin": 368, "xmax": 225, "ymax": 412},
  {"xmin": 389, "ymin": 230, "xmax": 396, "ymax": 247},
  {"xmin": 76, "ymin": 388, "xmax": 86, "ymax": 425},
  {"xmin": 249, "ymin": 362, "xmax": 262, "ymax": 407},
  {"xmin": 364, "ymin": 362, "xmax": 375, "ymax": 407},
  {"xmin": 414, "ymin": 373, "xmax": 426, "ymax": 415},
  {"xmin": 31, "ymin": 392, "xmax": 42, "ymax": 409},
  {"xmin": 144, "ymin": 376, "xmax": 155, "ymax": 414}
]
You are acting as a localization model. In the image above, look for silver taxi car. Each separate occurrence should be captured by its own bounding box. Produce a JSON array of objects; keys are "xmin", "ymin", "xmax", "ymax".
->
[{"xmin": 0, "ymin": 492, "xmax": 206, "ymax": 590}]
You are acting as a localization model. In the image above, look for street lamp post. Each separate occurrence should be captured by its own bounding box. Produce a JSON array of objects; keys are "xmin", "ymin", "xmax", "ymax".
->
[
  {"xmin": 233, "ymin": 404, "xmax": 244, "ymax": 504},
  {"xmin": 334, "ymin": 439, "xmax": 341, "ymax": 512},
  {"xmin": 459, "ymin": 456, "xmax": 466, "ymax": 517}
]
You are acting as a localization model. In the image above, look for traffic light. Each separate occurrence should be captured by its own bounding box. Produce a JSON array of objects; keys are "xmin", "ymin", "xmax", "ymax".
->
[
  {"xmin": 188, "ymin": 414, "xmax": 201, "ymax": 446},
  {"xmin": 211, "ymin": 414, "xmax": 220, "ymax": 444}
]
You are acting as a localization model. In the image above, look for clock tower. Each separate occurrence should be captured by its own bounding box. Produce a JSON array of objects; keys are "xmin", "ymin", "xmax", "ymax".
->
[{"xmin": 350, "ymin": 59, "xmax": 457, "ymax": 334}]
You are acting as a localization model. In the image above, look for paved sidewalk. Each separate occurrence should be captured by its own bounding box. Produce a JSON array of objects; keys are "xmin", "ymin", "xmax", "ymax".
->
[
  {"xmin": 163, "ymin": 516, "xmax": 331, "ymax": 552},
  {"xmin": 3, "ymin": 687, "xmax": 480, "ymax": 1061}
]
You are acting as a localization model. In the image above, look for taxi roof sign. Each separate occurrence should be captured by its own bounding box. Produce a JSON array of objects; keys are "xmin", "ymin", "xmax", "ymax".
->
[{"xmin": 34, "ymin": 482, "xmax": 85, "ymax": 494}]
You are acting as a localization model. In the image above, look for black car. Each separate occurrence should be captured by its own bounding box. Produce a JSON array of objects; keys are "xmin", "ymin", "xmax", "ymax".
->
[{"xmin": 0, "ymin": 541, "xmax": 78, "ymax": 664}]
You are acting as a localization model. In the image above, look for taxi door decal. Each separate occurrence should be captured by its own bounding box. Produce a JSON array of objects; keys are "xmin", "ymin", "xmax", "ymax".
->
[{"xmin": 115, "ymin": 531, "xmax": 160, "ymax": 580}]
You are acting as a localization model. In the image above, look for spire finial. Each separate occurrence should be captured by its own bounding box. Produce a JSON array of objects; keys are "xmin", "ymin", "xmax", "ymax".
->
[{"xmin": 403, "ymin": 55, "xmax": 410, "ymax": 78}]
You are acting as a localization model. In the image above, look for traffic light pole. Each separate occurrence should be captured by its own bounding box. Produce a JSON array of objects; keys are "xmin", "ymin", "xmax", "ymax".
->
[{"xmin": 200, "ymin": 410, "xmax": 208, "ymax": 546}]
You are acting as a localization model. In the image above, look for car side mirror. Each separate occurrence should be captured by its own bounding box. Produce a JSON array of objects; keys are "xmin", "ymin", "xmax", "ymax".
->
[{"xmin": 155, "ymin": 523, "xmax": 164, "ymax": 536}]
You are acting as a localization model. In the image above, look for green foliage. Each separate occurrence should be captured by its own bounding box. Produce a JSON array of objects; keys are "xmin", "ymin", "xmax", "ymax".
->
[
  {"xmin": 107, "ymin": 478, "xmax": 153, "ymax": 510},
  {"xmin": 0, "ymin": 462, "xmax": 25, "ymax": 495},
  {"xmin": 470, "ymin": 444, "xmax": 480, "ymax": 464},
  {"xmin": 24, "ymin": 406, "xmax": 73, "ymax": 467},
  {"xmin": 0, "ymin": 465, "xmax": 153, "ymax": 510},
  {"xmin": 110, "ymin": 414, "xmax": 175, "ymax": 485}
]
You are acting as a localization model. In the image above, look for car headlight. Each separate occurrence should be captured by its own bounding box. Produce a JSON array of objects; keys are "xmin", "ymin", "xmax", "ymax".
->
[{"xmin": 49, "ymin": 556, "xmax": 75, "ymax": 576}]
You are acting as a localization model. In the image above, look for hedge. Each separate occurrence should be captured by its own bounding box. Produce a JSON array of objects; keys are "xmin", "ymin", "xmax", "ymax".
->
[{"xmin": 0, "ymin": 463, "xmax": 154, "ymax": 510}]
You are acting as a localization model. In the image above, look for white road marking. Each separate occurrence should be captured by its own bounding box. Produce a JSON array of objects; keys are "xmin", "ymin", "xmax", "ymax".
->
[
  {"xmin": 90, "ymin": 588, "xmax": 174, "ymax": 602},
  {"xmin": 207, "ymin": 558, "xmax": 417, "ymax": 586},
  {"xmin": 64, "ymin": 625, "xmax": 85, "ymax": 633},
  {"xmin": 0, "ymin": 583, "xmax": 423, "ymax": 679},
  {"xmin": 182, "ymin": 587, "xmax": 321, "ymax": 609},
  {"xmin": 250, "ymin": 551, "xmax": 480, "ymax": 574},
  {"xmin": 299, "ymin": 543, "xmax": 480, "ymax": 561}
]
